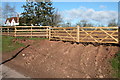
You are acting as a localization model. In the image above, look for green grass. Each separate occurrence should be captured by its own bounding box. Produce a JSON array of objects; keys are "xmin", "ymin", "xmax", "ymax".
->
[
  {"xmin": 110, "ymin": 51, "xmax": 120, "ymax": 78},
  {"xmin": 1, "ymin": 36, "xmax": 48, "ymax": 53},
  {"xmin": 2, "ymin": 36, "xmax": 25, "ymax": 53}
]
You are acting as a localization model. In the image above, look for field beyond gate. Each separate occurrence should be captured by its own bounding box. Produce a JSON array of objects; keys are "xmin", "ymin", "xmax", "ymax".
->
[{"xmin": 0, "ymin": 26, "xmax": 119, "ymax": 44}]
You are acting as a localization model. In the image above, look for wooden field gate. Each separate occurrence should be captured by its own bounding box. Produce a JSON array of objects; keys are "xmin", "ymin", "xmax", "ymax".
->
[
  {"xmin": 50, "ymin": 26, "xmax": 118, "ymax": 44},
  {"xmin": 0, "ymin": 26, "xmax": 119, "ymax": 44}
]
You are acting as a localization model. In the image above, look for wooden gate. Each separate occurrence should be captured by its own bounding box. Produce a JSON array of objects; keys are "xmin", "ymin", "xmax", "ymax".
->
[
  {"xmin": 79, "ymin": 27, "xmax": 118, "ymax": 43},
  {"xmin": 50, "ymin": 26, "xmax": 118, "ymax": 44}
]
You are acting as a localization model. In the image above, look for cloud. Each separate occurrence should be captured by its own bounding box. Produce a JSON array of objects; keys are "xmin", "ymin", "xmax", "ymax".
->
[{"xmin": 61, "ymin": 6, "xmax": 118, "ymax": 25}]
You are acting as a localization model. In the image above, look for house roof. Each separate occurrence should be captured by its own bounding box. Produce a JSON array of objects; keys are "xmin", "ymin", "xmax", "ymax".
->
[{"xmin": 5, "ymin": 17, "xmax": 19, "ymax": 24}]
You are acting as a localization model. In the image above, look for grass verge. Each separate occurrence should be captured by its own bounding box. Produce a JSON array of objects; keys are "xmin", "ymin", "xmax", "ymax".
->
[
  {"xmin": 2, "ymin": 36, "xmax": 25, "ymax": 53},
  {"xmin": 2, "ymin": 36, "xmax": 48, "ymax": 53},
  {"xmin": 110, "ymin": 51, "xmax": 120, "ymax": 78}
]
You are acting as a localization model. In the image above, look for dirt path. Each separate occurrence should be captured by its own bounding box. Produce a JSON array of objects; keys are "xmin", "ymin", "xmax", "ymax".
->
[{"xmin": 2, "ymin": 39, "xmax": 118, "ymax": 78}]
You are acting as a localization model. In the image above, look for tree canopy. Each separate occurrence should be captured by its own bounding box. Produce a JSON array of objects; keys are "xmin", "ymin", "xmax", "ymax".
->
[{"xmin": 20, "ymin": 1, "xmax": 62, "ymax": 27}]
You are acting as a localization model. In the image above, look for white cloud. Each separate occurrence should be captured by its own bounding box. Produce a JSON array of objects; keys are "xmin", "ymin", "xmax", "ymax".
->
[{"xmin": 61, "ymin": 6, "xmax": 118, "ymax": 25}]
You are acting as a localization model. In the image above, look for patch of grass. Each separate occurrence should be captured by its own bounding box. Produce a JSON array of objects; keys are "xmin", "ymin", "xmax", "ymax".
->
[
  {"xmin": 110, "ymin": 51, "xmax": 120, "ymax": 78},
  {"xmin": 2, "ymin": 36, "xmax": 25, "ymax": 53},
  {"xmin": 2, "ymin": 36, "xmax": 48, "ymax": 53}
]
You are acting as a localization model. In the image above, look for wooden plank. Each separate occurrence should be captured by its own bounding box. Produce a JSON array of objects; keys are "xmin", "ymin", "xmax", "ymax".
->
[
  {"xmin": 16, "ymin": 29, "xmax": 48, "ymax": 31},
  {"xmin": 79, "ymin": 30, "xmax": 118, "ymax": 32},
  {"xmin": 15, "ymin": 26, "xmax": 50, "ymax": 28},
  {"xmin": 7, "ymin": 28, "xmax": 9, "ymax": 35},
  {"xmin": 51, "ymin": 30, "xmax": 76, "ymax": 31},
  {"xmin": 79, "ymin": 34, "xmax": 118, "ymax": 36},
  {"xmin": 14, "ymin": 26, "xmax": 16, "ymax": 37},
  {"xmin": 46, "ymin": 27, "xmax": 49, "ymax": 38},
  {"xmin": 80, "ymin": 27, "xmax": 118, "ymax": 29},
  {"xmin": 50, "ymin": 38, "xmax": 76, "ymax": 42},
  {"xmin": 0, "ymin": 27, "xmax": 14, "ymax": 28},
  {"xmin": 51, "ymin": 36, "xmax": 77, "ymax": 38},
  {"xmin": 49, "ymin": 27, "xmax": 51, "ymax": 40},
  {"xmin": 79, "ymin": 40, "xmax": 118, "ymax": 43},
  {"xmin": 16, "ymin": 35, "xmax": 48, "ymax": 36},
  {"xmin": 31, "ymin": 26, "xmax": 32, "ymax": 38},
  {"xmin": 79, "ymin": 37, "xmax": 118, "ymax": 40},
  {"xmin": 52, "ymin": 27, "xmax": 76, "ymax": 29},
  {"xmin": 16, "ymin": 32, "xmax": 48, "ymax": 34},
  {"xmin": 77, "ymin": 25, "xmax": 80, "ymax": 42}
]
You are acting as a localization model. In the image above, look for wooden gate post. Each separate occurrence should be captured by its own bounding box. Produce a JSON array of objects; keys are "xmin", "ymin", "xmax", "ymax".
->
[
  {"xmin": 49, "ymin": 26, "xmax": 51, "ymax": 40},
  {"xmin": 77, "ymin": 25, "xmax": 80, "ymax": 42}
]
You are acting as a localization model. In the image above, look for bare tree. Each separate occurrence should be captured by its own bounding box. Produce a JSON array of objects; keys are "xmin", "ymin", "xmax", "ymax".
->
[
  {"xmin": 108, "ymin": 19, "xmax": 117, "ymax": 27},
  {"xmin": 3, "ymin": 3, "xmax": 16, "ymax": 19},
  {"xmin": 76, "ymin": 20, "xmax": 94, "ymax": 27},
  {"xmin": 52, "ymin": 10, "xmax": 63, "ymax": 27}
]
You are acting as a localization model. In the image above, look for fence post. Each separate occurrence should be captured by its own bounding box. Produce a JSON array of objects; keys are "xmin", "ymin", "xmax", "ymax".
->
[
  {"xmin": 0, "ymin": 27, "xmax": 2, "ymax": 33},
  {"xmin": 46, "ymin": 27, "xmax": 48, "ymax": 38},
  {"xmin": 7, "ymin": 27, "xmax": 9, "ymax": 35},
  {"xmin": 14, "ymin": 26, "xmax": 16, "ymax": 37},
  {"xmin": 49, "ymin": 26, "xmax": 51, "ymax": 40},
  {"xmin": 31, "ymin": 26, "xmax": 32, "ymax": 38},
  {"xmin": 77, "ymin": 25, "xmax": 80, "ymax": 42}
]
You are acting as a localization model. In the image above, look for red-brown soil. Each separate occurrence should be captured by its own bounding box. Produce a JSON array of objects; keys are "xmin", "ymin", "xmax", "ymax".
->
[{"xmin": 2, "ymin": 39, "xmax": 118, "ymax": 78}]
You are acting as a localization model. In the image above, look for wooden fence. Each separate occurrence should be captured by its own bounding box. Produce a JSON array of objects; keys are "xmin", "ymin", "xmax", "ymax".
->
[
  {"xmin": 0, "ymin": 26, "xmax": 50, "ymax": 38},
  {"xmin": 0, "ymin": 26, "xmax": 119, "ymax": 44}
]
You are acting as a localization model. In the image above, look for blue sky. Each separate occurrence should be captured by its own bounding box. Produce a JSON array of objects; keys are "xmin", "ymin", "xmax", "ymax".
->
[
  {"xmin": 1, "ymin": 2, "xmax": 118, "ymax": 26},
  {"xmin": 2, "ymin": 2, "xmax": 118, "ymax": 13}
]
